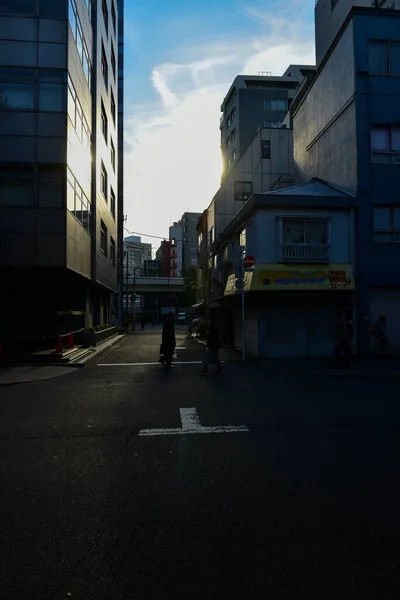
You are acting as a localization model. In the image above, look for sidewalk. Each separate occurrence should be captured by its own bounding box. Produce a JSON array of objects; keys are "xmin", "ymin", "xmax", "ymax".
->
[{"xmin": 0, "ymin": 333, "xmax": 127, "ymax": 386}]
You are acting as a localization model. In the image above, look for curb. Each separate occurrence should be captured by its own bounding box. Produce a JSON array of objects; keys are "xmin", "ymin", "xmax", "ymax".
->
[
  {"xmin": 0, "ymin": 335, "xmax": 127, "ymax": 386},
  {"xmin": 310, "ymin": 370, "xmax": 400, "ymax": 379}
]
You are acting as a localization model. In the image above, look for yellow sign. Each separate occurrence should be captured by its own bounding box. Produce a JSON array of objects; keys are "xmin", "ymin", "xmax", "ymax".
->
[{"xmin": 224, "ymin": 264, "xmax": 355, "ymax": 295}]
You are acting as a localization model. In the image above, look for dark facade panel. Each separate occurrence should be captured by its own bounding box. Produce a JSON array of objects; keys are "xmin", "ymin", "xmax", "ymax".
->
[
  {"xmin": 0, "ymin": 209, "xmax": 35, "ymax": 233},
  {"xmin": 0, "ymin": 40, "xmax": 37, "ymax": 66},
  {"xmin": 0, "ymin": 136, "xmax": 36, "ymax": 162},
  {"xmin": 0, "ymin": 112, "xmax": 36, "ymax": 137},
  {"xmin": 38, "ymin": 18, "xmax": 68, "ymax": 43},
  {"xmin": 37, "ymin": 136, "xmax": 67, "ymax": 163},
  {"xmin": 37, "ymin": 113, "xmax": 67, "ymax": 137},
  {"xmin": 0, "ymin": 233, "xmax": 35, "ymax": 266},
  {"xmin": 0, "ymin": 17, "xmax": 37, "ymax": 41},
  {"xmin": 36, "ymin": 233, "xmax": 66, "ymax": 266},
  {"xmin": 36, "ymin": 209, "xmax": 66, "ymax": 233},
  {"xmin": 38, "ymin": 42, "xmax": 67, "ymax": 68}
]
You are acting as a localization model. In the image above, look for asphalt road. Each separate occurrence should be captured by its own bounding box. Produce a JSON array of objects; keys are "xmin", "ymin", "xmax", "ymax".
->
[{"xmin": 1, "ymin": 328, "xmax": 400, "ymax": 599}]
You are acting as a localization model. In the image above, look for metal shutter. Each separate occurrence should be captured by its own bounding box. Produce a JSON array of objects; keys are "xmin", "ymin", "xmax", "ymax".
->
[
  {"xmin": 245, "ymin": 310, "xmax": 259, "ymax": 357},
  {"xmin": 306, "ymin": 306, "xmax": 337, "ymax": 357},
  {"xmin": 261, "ymin": 306, "xmax": 308, "ymax": 357}
]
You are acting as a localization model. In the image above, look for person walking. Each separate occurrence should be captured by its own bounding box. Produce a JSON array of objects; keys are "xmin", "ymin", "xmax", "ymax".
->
[
  {"xmin": 333, "ymin": 311, "xmax": 352, "ymax": 368},
  {"xmin": 200, "ymin": 317, "xmax": 222, "ymax": 375},
  {"xmin": 161, "ymin": 312, "xmax": 176, "ymax": 369},
  {"xmin": 371, "ymin": 314, "xmax": 386, "ymax": 355}
]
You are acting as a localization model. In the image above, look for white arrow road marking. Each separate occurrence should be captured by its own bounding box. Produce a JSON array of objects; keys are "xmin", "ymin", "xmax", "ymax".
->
[{"xmin": 139, "ymin": 408, "xmax": 249, "ymax": 437}]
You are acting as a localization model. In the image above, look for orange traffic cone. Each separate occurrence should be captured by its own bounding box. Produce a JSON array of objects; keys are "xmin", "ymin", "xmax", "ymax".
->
[
  {"xmin": 67, "ymin": 333, "xmax": 74, "ymax": 348},
  {"xmin": 54, "ymin": 334, "xmax": 63, "ymax": 354}
]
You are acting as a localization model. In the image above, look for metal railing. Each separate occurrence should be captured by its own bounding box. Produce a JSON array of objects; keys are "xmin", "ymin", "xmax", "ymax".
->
[{"xmin": 281, "ymin": 243, "xmax": 330, "ymax": 262}]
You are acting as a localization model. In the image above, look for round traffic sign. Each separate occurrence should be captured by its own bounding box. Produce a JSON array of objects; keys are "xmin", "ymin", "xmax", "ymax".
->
[{"xmin": 243, "ymin": 255, "xmax": 255, "ymax": 269}]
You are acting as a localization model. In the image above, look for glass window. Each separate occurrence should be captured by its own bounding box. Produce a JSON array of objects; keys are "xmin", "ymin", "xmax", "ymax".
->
[
  {"xmin": 111, "ymin": 90, "xmax": 116, "ymax": 122},
  {"xmin": 234, "ymin": 181, "xmax": 253, "ymax": 202},
  {"xmin": 0, "ymin": 0, "xmax": 35, "ymax": 15},
  {"xmin": 101, "ymin": 102, "xmax": 108, "ymax": 141},
  {"xmin": 0, "ymin": 67, "xmax": 35, "ymax": 80},
  {"xmin": 68, "ymin": 0, "xmax": 77, "ymax": 37},
  {"xmin": 0, "ymin": 82, "xmax": 34, "ymax": 110},
  {"xmin": 111, "ymin": 139, "xmax": 115, "ymax": 169},
  {"xmin": 83, "ymin": 47, "xmax": 89, "ymax": 82},
  {"xmin": 111, "ymin": 46, "xmax": 116, "ymax": 79},
  {"xmin": 102, "ymin": 0, "xmax": 109, "ymax": 34},
  {"xmin": 39, "ymin": 0, "xmax": 67, "ymax": 18},
  {"xmin": 39, "ymin": 165, "xmax": 64, "ymax": 178},
  {"xmin": 374, "ymin": 207, "xmax": 391, "ymax": 230},
  {"xmin": 111, "ymin": 2, "xmax": 116, "ymax": 33},
  {"xmin": 305, "ymin": 221, "xmax": 327, "ymax": 244},
  {"xmin": 283, "ymin": 220, "xmax": 304, "ymax": 244},
  {"xmin": 261, "ymin": 140, "xmax": 271, "ymax": 159},
  {"xmin": 74, "ymin": 187, "xmax": 82, "ymax": 222},
  {"xmin": 392, "ymin": 126, "xmax": 400, "ymax": 152},
  {"xmin": 76, "ymin": 22, "xmax": 83, "ymax": 61},
  {"xmin": 390, "ymin": 42, "xmax": 400, "ymax": 76},
  {"xmin": 393, "ymin": 207, "xmax": 400, "ymax": 230},
  {"xmin": 39, "ymin": 69, "xmax": 67, "ymax": 83},
  {"xmin": 371, "ymin": 126, "xmax": 390, "ymax": 151},
  {"xmin": 67, "ymin": 85, "xmax": 75, "ymax": 126},
  {"xmin": 39, "ymin": 179, "xmax": 63, "ymax": 207},
  {"xmin": 0, "ymin": 178, "xmax": 34, "ymax": 206},
  {"xmin": 368, "ymin": 41, "xmax": 388, "ymax": 75},
  {"xmin": 101, "ymin": 163, "xmax": 108, "ymax": 199},
  {"xmin": 100, "ymin": 220, "xmax": 107, "ymax": 254},
  {"xmin": 110, "ymin": 237, "xmax": 116, "ymax": 264},
  {"xmin": 374, "ymin": 232, "xmax": 393, "ymax": 242},
  {"xmin": 67, "ymin": 180, "xmax": 75, "ymax": 211},
  {"xmin": 101, "ymin": 44, "xmax": 108, "ymax": 88},
  {"xmin": 38, "ymin": 83, "xmax": 65, "ymax": 111},
  {"xmin": 110, "ymin": 187, "xmax": 116, "ymax": 217}
]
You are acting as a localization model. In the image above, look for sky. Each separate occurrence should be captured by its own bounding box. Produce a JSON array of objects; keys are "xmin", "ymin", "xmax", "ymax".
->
[{"xmin": 122, "ymin": 0, "xmax": 316, "ymax": 247}]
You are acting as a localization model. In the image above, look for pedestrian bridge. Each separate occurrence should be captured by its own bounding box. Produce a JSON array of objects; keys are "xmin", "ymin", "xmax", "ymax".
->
[{"xmin": 125, "ymin": 276, "xmax": 185, "ymax": 294}]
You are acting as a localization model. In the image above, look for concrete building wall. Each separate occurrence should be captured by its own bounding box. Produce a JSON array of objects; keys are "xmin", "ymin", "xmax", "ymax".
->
[
  {"xmin": 169, "ymin": 223, "xmax": 183, "ymax": 276},
  {"xmin": 315, "ymin": 0, "xmax": 400, "ymax": 66},
  {"xmin": 293, "ymin": 21, "xmax": 358, "ymax": 193}
]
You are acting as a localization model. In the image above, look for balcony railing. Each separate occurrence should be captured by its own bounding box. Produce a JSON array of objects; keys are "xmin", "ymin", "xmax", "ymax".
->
[{"xmin": 281, "ymin": 243, "xmax": 330, "ymax": 263}]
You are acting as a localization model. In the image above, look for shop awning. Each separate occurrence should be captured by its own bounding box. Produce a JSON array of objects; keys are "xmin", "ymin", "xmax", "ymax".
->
[{"xmin": 224, "ymin": 264, "xmax": 355, "ymax": 296}]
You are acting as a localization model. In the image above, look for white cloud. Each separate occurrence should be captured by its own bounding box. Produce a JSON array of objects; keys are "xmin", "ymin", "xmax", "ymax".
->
[{"xmin": 123, "ymin": 0, "xmax": 316, "ymax": 246}]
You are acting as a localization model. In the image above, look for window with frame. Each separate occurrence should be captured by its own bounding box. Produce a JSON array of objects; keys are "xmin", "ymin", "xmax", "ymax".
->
[
  {"xmin": 110, "ymin": 186, "xmax": 116, "ymax": 218},
  {"xmin": 0, "ymin": 67, "xmax": 66, "ymax": 112},
  {"xmin": 111, "ymin": 45, "xmax": 116, "ymax": 79},
  {"xmin": 263, "ymin": 120, "xmax": 282, "ymax": 128},
  {"xmin": 110, "ymin": 138, "xmax": 116, "ymax": 170},
  {"xmin": 100, "ymin": 162, "xmax": 108, "ymax": 200},
  {"xmin": 282, "ymin": 219, "xmax": 328, "ymax": 245},
  {"xmin": 264, "ymin": 98, "xmax": 288, "ymax": 112},
  {"xmin": 69, "ymin": 0, "xmax": 92, "ymax": 90},
  {"xmin": 111, "ymin": 1, "xmax": 116, "ymax": 34},
  {"xmin": 368, "ymin": 40, "xmax": 400, "ymax": 77},
  {"xmin": 234, "ymin": 181, "xmax": 253, "ymax": 202},
  {"xmin": 67, "ymin": 167, "xmax": 91, "ymax": 232},
  {"xmin": 374, "ymin": 206, "xmax": 400, "ymax": 242},
  {"xmin": 261, "ymin": 140, "xmax": 271, "ymax": 159},
  {"xmin": 111, "ymin": 90, "xmax": 116, "ymax": 122},
  {"xmin": 110, "ymin": 237, "xmax": 116, "ymax": 264},
  {"xmin": 102, "ymin": 0, "xmax": 108, "ymax": 34},
  {"xmin": 100, "ymin": 220, "xmax": 108, "ymax": 255},
  {"xmin": 0, "ymin": 164, "xmax": 34, "ymax": 206},
  {"xmin": 101, "ymin": 43, "xmax": 108, "ymax": 88},
  {"xmin": 101, "ymin": 101, "xmax": 108, "ymax": 142},
  {"xmin": 371, "ymin": 125, "xmax": 400, "ymax": 163}
]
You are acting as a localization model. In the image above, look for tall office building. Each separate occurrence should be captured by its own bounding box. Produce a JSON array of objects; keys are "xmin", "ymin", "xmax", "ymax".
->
[
  {"xmin": 123, "ymin": 237, "xmax": 152, "ymax": 276},
  {"xmin": 0, "ymin": 0, "xmax": 122, "ymax": 343},
  {"xmin": 180, "ymin": 212, "xmax": 201, "ymax": 271},
  {"xmin": 117, "ymin": 0, "xmax": 124, "ymax": 319}
]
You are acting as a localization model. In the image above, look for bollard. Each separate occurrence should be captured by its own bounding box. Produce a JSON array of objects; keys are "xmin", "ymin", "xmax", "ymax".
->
[
  {"xmin": 67, "ymin": 332, "xmax": 74, "ymax": 348},
  {"xmin": 54, "ymin": 334, "xmax": 63, "ymax": 354}
]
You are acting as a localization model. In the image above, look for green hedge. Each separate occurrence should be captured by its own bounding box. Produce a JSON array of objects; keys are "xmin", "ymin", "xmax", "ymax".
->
[{"xmin": 86, "ymin": 323, "xmax": 115, "ymax": 334}]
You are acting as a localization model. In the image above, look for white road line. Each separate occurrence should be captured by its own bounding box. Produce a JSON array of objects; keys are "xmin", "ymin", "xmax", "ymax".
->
[
  {"xmin": 138, "ymin": 407, "xmax": 248, "ymax": 437},
  {"xmin": 98, "ymin": 361, "xmax": 202, "ymax": 366}
]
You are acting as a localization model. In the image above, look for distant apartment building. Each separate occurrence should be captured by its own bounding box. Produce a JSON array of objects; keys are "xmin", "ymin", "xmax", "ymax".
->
[
  {"xmin": 169, "ymin": 222, "xmax": 183, "ymax": 276},
  {"xmin": 315, "ymin": 0, "xmax": 400, "ymax": 65},
  {"xmin": 123, "ymin": 237, "xmax": 152, "ymax": 275},
  {"xmin": 156, "ymin": 240, "xmax": 178, "ymax": 278},
  {"xmin": 219, "ymin": 66, "xmax": 315, "ymax": 178},
  {"xmin": 0, "ymin": 0, "xmax": 122, "ymax": 344},
  {"xmin": 180, "ymin": 212, "xmax": 201, "ymax": 271}
]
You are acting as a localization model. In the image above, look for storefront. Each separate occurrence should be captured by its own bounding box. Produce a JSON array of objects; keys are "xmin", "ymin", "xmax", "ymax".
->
[{"xmin": 225, "ymin": 263, "xmax": 355, "ymax": 358}]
